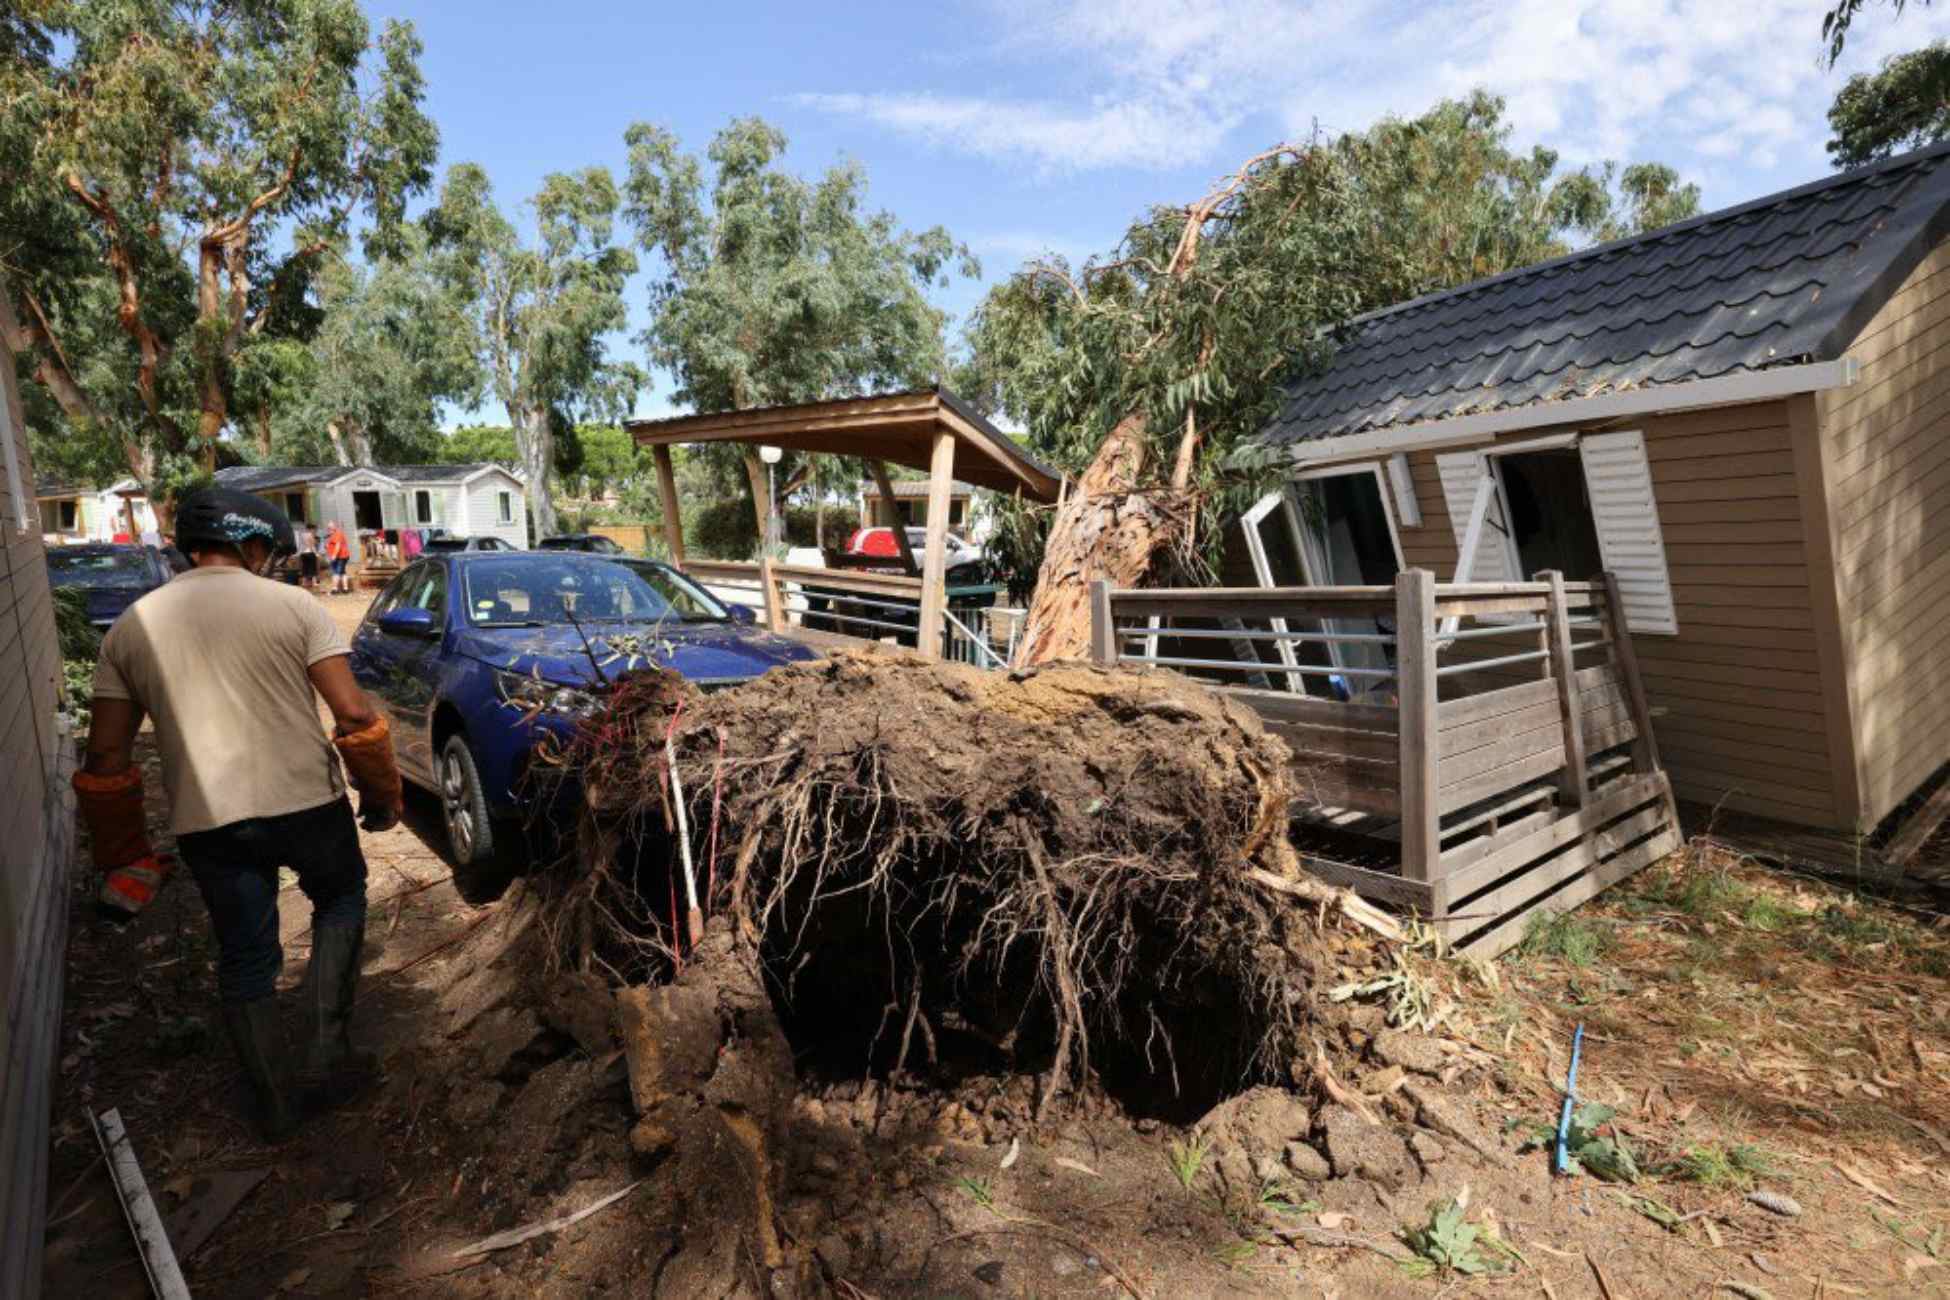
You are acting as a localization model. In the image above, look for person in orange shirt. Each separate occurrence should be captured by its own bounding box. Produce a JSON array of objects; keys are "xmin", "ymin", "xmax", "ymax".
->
[{"xmin": 324, "ymin": 520, "xmax": 352, "ymax": 595}]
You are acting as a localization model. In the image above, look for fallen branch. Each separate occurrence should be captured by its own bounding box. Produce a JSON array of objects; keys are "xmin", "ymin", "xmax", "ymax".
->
[
  {"xmin": 1248, "ymin": 867, "xmax": 1403, "ymax": 941},
  {"xmin": 451, "ymin": 1180, "xmax": 642, "ymax": 1258},
  {"xmin": 1268, "ymin": 1222, "xmax": 1412, "ymax": 1262}
]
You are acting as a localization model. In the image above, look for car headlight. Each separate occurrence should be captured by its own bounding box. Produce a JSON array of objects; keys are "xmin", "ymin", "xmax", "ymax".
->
[{"xmin": 494, "ymin": 668, "xmax": 603, "ymax": 720}]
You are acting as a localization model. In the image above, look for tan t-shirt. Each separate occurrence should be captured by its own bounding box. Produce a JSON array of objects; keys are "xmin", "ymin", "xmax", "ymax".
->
[{"xmin": 93, "ymin": 567, "xmax": 349, "ymax": 835}]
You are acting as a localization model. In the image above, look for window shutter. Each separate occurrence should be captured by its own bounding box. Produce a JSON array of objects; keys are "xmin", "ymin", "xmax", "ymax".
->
[
  {"xmin": 1434, "ymin": 451, "xmax": 1516, "ymax": 583},
  {"xmin": 1579, "ymin": 430, "xmax": 1678, "ymax": 635}
]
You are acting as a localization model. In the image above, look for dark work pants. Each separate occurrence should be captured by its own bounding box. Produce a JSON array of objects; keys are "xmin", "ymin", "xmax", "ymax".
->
[{"xmin": 177, "ymin": 797, "xmax": 369, "ymax": 1004}]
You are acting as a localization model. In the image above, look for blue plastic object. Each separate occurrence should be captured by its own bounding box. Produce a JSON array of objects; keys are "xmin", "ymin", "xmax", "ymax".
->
[{"xmin": 1553, "ymin": 1023, "xmax": 1586, "ymax": 1176}]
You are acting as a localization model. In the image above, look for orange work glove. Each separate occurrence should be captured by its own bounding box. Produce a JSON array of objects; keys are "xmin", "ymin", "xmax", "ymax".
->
[
  {"xmin": 334, "ymin": 715, "xmax": 403, "ymax": 832},
  {"xmin": 73, "ymin": 766, "xmax": 175, "ymax": 921}
]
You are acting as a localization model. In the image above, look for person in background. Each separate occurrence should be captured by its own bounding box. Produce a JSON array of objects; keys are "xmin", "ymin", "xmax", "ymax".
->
[
  {"xmin": 324, "ymin": 520, "xmax": 351, "ymax": 595},
  {"xmin": 297, "ymin": 523, "xmax": 320, "ymax": 593},
  {"xmin": 74, "ymin": 489, "xmax": 401, "ymax": 1140}
]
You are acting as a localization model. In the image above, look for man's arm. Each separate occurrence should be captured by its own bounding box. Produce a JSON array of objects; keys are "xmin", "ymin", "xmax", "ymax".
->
[
  {"xmin": 83, "ymin": 696, "xmax": 144, "ymax": 775},
  {"xmin": 308, "ymin": 654, "xmax": 379, "ymax": 736},
  {"xmin": 309, "ymin": 654, "xmax": 402, "ymax": 832}
]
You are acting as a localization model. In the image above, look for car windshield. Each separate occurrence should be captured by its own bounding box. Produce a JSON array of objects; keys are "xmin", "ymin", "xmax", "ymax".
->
[
  {"xmin": 463, "ymin": 556, "xmax": 730, "ymax": 626},
  {"xmin": 47, "ymin": 550, "xmax": 150, "ymax": 588}
]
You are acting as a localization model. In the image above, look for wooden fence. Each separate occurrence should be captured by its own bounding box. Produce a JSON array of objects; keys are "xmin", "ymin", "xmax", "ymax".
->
[
  {"xmin": 677, "ymin": 559, "xmax": 1006, "ymax": 666},
  {"xmin": 1090, "ymin": 569, "xmax": 1681, "ymax": 957}
]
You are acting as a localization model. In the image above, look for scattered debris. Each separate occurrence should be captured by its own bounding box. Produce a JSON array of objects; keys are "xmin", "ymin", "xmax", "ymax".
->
[
  {"xmin": 160, "ymin": 1167, "xmax": 269, "ymax": 1261},
  {"xmin": 451, "ymin": 1180, "xmax": 643, "ymax": 1258},
  {"xmin": 1745, "ymin": 1190, "xmax": 1803, "ymax": 1218},
  {"xmin": 90, "ymin": 1107, "xmax": 190, "ymax": 1300}
]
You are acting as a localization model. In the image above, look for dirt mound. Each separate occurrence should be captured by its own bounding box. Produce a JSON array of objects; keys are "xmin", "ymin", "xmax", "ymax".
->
[{"xmin": 540, "ymin": 650, "xmax": 1341, "ymax": 1117}]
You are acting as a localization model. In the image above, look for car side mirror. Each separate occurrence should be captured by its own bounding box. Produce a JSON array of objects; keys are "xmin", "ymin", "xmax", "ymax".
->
[
  {"xmin": 377, "ymin": 606, "xmax": 439, "ymax": 638},
  {"xmin": 727, "ymin": 604, "xmax": 756, "ymax": 625}
]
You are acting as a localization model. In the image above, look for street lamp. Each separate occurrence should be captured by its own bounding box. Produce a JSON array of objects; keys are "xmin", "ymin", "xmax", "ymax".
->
[{"xmin": 758, "ymin": 445, "xmax": 783, "ymax": 551}]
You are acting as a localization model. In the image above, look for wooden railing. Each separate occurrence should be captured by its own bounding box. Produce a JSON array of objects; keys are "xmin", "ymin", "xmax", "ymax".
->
[
  {"xmin": 678, "ymin": 558, "xmax": 1007, "ymax": 664},
  {"xmin": 1089, "ymin": 569, "xmax": 1681, "ymax": 956}
]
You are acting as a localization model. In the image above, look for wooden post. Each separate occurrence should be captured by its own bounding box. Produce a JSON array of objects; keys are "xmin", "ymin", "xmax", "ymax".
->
[
  {"xmin": 1598, "ymin": 571, "xmax": 1663, "ymax": 775},
  {"xmin": 1396, "ymin": 569, "xmax": 1440, "ymax": 888},
  {"xmin": 1089, "ymin": 579, "xmax": 1118, "ymax": 665},
  {"xmin": 757, "ymin": 555, "xmax": 786, "ymax": 632},
  {"xmin": 867, "ymin": 459, "xmax": 920, "ymax": 575},
  {"xmin": 651, "ymin": 444, "xmax": 685, "ymax": 565},
  {"xmin": 1543, "ymin": 571, "xmax": 1589, "ymax": 808},
  {"xmin": 915, "ymin": 430, "xmax": 956, "ymax": 659}
]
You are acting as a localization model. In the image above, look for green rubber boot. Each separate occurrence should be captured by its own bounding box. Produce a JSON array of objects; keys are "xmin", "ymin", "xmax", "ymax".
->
[
  {"xmin": 221, "ymin": 999, "xmax": 299, "ymax": 1142},
  {"xmin": 297, "ymin": 918, "xmax": 378, "ymax": 1101}
]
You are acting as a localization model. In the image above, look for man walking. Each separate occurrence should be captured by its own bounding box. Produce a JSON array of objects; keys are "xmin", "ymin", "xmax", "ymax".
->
[
  {"xmin": 73, "ymin": 488, "xmax": 403, "ymax": 1140},
  {"xmin": 324, "ymin": 519, "xmax": 352, "ymax": 595}
]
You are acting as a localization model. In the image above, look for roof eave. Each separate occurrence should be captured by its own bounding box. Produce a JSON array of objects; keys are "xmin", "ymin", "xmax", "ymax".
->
[{"xmin": 1274, "ymin": 359, "xmax": 1859, "ymax": 464}]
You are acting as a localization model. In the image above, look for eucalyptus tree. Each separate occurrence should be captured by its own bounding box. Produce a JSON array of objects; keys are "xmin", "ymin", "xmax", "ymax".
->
[
  {"xmin": 963, "ymin": 93, "xmax": 1699, "ymax": 664},
  {"xmin": 0, "ymin": 0, "xmax": 437, "ymax": 521},
  {"xmin": 1827, "ymin": 42, "xmax": 1950, "ymax": 164},
  {"xmin": 423, "ymin": 163, "xmax": 643, "ymax": 537},
  {"xmin": 623, "ymin": 117, "xmax": 978, "ymax": 542}
]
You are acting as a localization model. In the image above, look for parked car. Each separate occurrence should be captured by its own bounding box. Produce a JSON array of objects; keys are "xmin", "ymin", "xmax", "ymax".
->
[
  {"xmin": 537, "ymin": 533, "xmax": 625, "ymax": 554},
  {"xmin": 45, "ymin": 543, "xmax": 171, "ymax": 627},
  {"xmin": 844, "ymin": 525, "xmax": 986, "ymax": 583},
  {"xmin": 421, "ymin": 535, "xmax": 516, "ymax": 553},
  {"xmin": 349, "ymin": 551, "xmax": 819, "ymax": 896}
]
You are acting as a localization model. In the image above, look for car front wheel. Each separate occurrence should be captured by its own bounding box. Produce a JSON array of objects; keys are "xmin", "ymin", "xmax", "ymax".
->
[{"xmin": 439, "ymin": 734, "xmax": 513, "ymax": 902}]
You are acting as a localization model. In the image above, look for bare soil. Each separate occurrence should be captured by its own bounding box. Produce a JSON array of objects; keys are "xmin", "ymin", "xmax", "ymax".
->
[{"xmin": 42, "ymin": 590, "xmax": 1950, "ymax": 1298}]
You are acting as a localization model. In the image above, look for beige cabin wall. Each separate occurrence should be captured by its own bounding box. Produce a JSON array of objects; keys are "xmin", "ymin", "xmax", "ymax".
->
[
  {"xmin": 1817, "ymin": 238, "xmax": 1950, "ymax": 828},
  {"xmin": 1387, "ymin": 399, "xmax": 1844, "ymax": 828}
]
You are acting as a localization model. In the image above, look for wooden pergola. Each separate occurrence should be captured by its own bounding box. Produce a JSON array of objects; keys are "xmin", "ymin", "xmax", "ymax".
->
[{"xmin": 627, "ymin": 388, "xmax": 1060, "ymax": 652}]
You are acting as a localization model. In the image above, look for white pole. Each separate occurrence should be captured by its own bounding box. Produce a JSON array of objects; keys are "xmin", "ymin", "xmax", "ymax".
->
[{"xmin": 767, "ymin": 461, "xmax": 777, "ymax": 551}]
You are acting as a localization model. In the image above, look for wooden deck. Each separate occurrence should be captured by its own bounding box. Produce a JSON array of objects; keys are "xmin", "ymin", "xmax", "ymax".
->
[{"xmin": 1092, "ymin": 570, "xmax": 1684, "ymax": 957}]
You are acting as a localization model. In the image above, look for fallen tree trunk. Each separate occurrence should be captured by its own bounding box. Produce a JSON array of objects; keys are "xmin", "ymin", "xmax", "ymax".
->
[{"xmin": 1010, "ymin": 414, "xmax": 1190, "ymax": 667}]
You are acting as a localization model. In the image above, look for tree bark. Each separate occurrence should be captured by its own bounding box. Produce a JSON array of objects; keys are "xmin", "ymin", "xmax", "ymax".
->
[
  {"xmin": 1011, "ymin": 414, "xmax": 1188, "ymax": 667},
  {"xmin": 255, "ymin": 400, "xmax": 273, "ymax": 459},
  {"xmin": 515, "ymin": 402, "xmax": 557, "ymax": 538},
  {"xmin": 741, "ymin": 449, "xmax": 770, "ymax": 552}
]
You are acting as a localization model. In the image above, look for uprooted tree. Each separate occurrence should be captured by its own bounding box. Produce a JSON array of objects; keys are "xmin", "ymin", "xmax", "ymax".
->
[
  {"xmin": 0, "ymin": 0, "xmax": 437, "ymax": 524},
  {"xmin": 959, "ymin": 92, "xmax": 1700, "ymax": 666}
]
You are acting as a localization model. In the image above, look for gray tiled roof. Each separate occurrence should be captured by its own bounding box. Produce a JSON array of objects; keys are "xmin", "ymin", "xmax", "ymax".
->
[
  {"xmin": 385, "ymin": 463, "xmax": 516, "ymax": 483},
  {"xmin": 214, "ymin": 465, "xmax": 348, "ymax": 491},
  {"xmin": 1264, "ymin": 142, "xmax": 1950, "ymax": 445}
]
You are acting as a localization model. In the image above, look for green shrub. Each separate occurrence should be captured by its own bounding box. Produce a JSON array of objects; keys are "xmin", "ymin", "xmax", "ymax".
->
[{"xmin": 52, "ymin": 587, "xmax": 100, "ymax": 661}]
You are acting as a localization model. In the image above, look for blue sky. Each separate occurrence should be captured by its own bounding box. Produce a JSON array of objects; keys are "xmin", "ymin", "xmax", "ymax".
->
[{"xmin": 375, "ymin": 0, "xmax": 1950, "ymax": 426}]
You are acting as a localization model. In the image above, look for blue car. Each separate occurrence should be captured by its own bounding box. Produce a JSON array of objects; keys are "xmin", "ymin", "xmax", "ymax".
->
[
  {"xmin": 349, "ymin": 551, "xmax": 818, "ymax": 895},
  {"xmin": 46, "ymin": 543, "xmax": 173, "ymax": 628}
]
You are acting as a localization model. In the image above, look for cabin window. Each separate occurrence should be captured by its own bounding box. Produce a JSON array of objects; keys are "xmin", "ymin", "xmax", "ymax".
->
[
  {"xmin": 1493, "ymin": 449, "xmax": 1605, "ymax": 581},
  {"xmin": 1240, "ymin": 463, "xmax": 1404, "ymax": 696},
  {"xmin": 284, "ymin": 491, "xmax": 308, "ymax": 524},
  {"xmin": 414, "ymin": 489, "xmax": 434, "ymax": 524},
  {"xmin": 59, "ymin": 500, "xmax": 78, "ymax": 530},
  {"xmin": 1436, "ymin": 431, "xmax": 1678, "ymax": 634},
  {"xmin": 497, "ymin": 491, "xmax": 513, "ymax": 524}
]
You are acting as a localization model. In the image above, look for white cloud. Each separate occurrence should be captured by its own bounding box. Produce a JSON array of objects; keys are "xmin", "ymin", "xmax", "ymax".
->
[{"xmin": 804, "ymin": 0, "xmax": 1950, "ymax": 193}]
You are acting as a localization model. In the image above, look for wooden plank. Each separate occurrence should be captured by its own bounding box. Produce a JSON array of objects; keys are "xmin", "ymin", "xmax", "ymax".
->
[
  {"xmin": 1434, "ymin": 596, "xmax": 1550, "ymax": 617},
  {"xmin": 1544, "ymin": 572, "xmax": 1590, "ymax": 808},
  {"xmin": 1089, "ymin": 579, "xmax": 1116, "ymax": 665},
  {"xmin": 683, "ymin": 559, "xmax": 765, "ymax": 584},
  {"xmin": 1444, "ymin": 801, "xmax": 1671, "ymax": 929},
  {"xmin": 757, "ymin": 556, "xmax": 786, "ymax": 632},
  {"xmin": 1295, "ymin": 856, "xmax": 1434, "ymax": 910},
  {"xmin": 1440, "ymin": 699, "xmax": 1560, "ymax": 758},
  {"xmin": 1438, "ymin": 720, "xmax": 1565, "ymax": 789},
  {"xmin": 1292, "ymin": 769, "xmax": 1402, "ymax": 817},
  {"xmin": 867, "ymin": 459, "xmax": 921, "ymax": 576},
  {"xmin": 651, "ymin": 444, "xmax": 685, "ymax": 564},
  {"xmin": 1436, "ymin": 749, "xmax": 1565, "ymax": 816},
  {"xmin": 1436, "ymin": 678, "xmax": 1558, "ymax": 731},
  {"xmin": 914, "ymin": 429, "xmax": 956, "ymax": 659},
  {"xmin": 769, "ymin": 563, "xmax": 925, "ymax": 598},
  {"xmin": 1396, "ymin": 570, "xmax": 1439, "ymax": 884},
  {"xmin": 1451, "ymin": 825, "xmax": 1682, "ymax": 959},
  {"xmin": 1432, "ymin": 807, "xmax": 1557, "ymax": 903},
  {"xmin": 1599, "ymin": 573, "xmax": 1664, "ymax": 777},
  {"xmin": 1218, "ymin": 686, "xmax": 1399, "ymax": 733},
  {"xmin": 1263, "ymin": 719, "xmax": 1401, "ymax": 764},
  {"xmin": 1112, "ymin": 592, "xmax": 1396, "ymax": 621}
]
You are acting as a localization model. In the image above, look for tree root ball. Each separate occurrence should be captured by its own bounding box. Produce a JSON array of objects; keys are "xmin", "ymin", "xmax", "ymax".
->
[{"xmin": 544, "ymin": 650, "xmax": 1335, "ymax": 1117}]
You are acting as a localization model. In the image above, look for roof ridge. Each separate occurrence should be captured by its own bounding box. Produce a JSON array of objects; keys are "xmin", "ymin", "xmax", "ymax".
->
[{"xmin": 1341, "ymin": 139, "xmax": 1950, "ymax": 331}]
